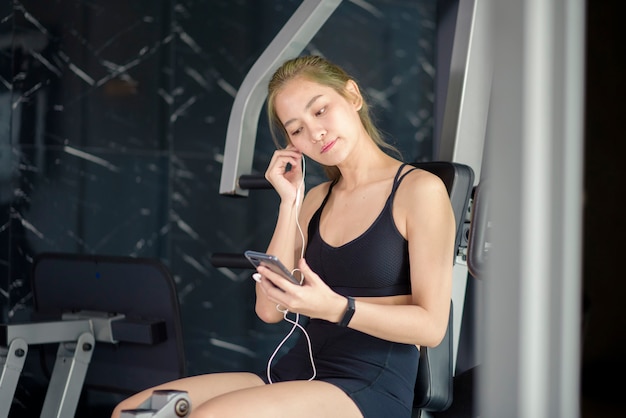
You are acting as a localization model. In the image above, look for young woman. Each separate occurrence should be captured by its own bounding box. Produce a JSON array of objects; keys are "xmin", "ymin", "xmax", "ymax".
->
[{"xmin": 112, "ymin": 55, "xmax": 455, "ymax": 418}]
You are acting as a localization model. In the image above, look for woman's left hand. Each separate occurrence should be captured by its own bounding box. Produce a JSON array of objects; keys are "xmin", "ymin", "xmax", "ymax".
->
[{"xmin": 256, "ymin": 258, "xmax": 346, "ymax": 322}]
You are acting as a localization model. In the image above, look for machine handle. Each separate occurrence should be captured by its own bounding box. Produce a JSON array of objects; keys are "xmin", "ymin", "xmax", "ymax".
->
[
  {"xmin": 210, "ymin": 253, "xmax": 252, "ymax": 269},
  {"xmin": 238, "ymin": 174, "xmax": 272, "ymax": 190},
  {"xmin": 467, "ymin": 181, "xmax": 490, "ymax": 279}
]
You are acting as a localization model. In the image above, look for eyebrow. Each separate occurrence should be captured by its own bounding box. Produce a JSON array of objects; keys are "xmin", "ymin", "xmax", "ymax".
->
[{"xmin": 283, "ymin": 94, "xmax": 323, "ymax": 128}]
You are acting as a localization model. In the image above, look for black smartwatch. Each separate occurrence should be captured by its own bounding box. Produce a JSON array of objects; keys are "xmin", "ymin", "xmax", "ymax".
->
[{"xmin": 338, "ymin": 296, "xmax": 355, "ymax": 327}]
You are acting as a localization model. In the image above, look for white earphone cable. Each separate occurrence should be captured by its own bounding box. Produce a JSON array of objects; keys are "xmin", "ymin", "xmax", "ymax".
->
[{"xmin": 266, "ymin": 155, "xmax": 317, "ymax": 383}]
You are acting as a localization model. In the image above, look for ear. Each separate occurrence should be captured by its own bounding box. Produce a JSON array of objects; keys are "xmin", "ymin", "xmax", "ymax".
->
[{"xmin": 344, "ymin": 79, "xmax": 363, "ymax": 111}]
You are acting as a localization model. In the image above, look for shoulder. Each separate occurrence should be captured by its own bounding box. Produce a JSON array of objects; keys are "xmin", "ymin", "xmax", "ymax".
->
[
  {"xmin": 397, "ymin": 166, "xmax": 449, "ymax": 200},
  {"xmin": 306, "ymin": 180, "xmax": 333, "ymax": 202},
  {"xmin": 299, "ymin": 180, "xmax": 333, "ymax": 221},
  {"xmin": 394, "ymin": 166, "xmax": 453, "ymax": 226}
]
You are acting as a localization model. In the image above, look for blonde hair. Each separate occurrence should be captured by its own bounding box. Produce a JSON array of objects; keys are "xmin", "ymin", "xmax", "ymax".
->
[{"xmin": 267, "ymin": 55, "xmax": 401, "ymax": 182}]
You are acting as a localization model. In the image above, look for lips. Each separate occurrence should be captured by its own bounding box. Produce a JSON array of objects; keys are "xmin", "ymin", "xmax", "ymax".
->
[{"xmin": 320, "ymin": 139, "xmax": 336, "ymax": 153}]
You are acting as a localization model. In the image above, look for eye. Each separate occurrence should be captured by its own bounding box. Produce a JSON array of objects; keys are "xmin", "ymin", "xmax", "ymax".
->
[
  {"xmin": 315, "ymin": 106, "xmax": 326, "ymax": 117},
  {"xmin": 290, "ymin": 127, "xmax": 303, "ymax": 136}
]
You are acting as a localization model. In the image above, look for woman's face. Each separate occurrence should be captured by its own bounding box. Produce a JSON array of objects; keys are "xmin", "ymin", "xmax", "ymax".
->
[{"xmin": 274, "ymin": 76, "xmax": 363, "ymax": 165}]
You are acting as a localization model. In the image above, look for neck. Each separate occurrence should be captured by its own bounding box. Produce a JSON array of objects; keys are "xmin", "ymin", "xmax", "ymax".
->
[{"xmin": 336, "ymin": 151, "xmax": 400, "ymax": 190}]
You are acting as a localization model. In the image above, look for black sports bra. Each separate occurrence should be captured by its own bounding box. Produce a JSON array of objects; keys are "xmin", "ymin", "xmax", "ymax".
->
[{"xmin": 305, "ymin": 163, "xmax": 416, "ymax": 297}]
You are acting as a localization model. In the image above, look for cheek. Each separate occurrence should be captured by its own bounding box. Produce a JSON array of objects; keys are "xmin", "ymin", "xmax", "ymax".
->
[
  {"xmin": 289, "ymin": 139, "xmax": 318, "ymax": 160},
  {"xmin": 290, "ymin": 137, "xmax": 312, "ymax": 152}
]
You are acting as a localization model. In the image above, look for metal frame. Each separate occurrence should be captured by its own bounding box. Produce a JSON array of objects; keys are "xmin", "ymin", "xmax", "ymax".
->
[
  {"xmin": 0, "ymin": 311, "xmax": 166, "ymax": 418},
  {"xmin": 438, "ymin": 0, "xmax": 491, "ymax": 178},
  {"xmin": 119, "ymin": 390, "xmax": 191, "ymax": 418},
  {"xmin": 1, "ymin": 316, "xmax": 109, "ymax": 418},
  {"xmin": 479, "ymin": 0, "xmax": 584, "ymax": 417},
  {"xmin": 216, "ymin": 0, "xmax": 489, "ymax": 379},
  {"xmin": 218, "ymin": 0, "xmax": 342, "ymax": 196},
  {"xmin": 437, "ymin": 0, "xmax": 491, "ymax": 375},
  {"xmin": 215, "ymin": 0, "xmax": 586, "ymax": 416}
]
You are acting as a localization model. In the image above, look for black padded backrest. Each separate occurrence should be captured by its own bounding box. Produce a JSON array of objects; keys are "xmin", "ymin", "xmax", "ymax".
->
[
  {"xmin": 411, "ymin": 161, "xmax": 474, "ymax": 257},
  {"xmin": 32, "ymin": 252, "xmax": 186, "ymax": 394},
  {"xmin": 410, "ymin": 161, "xmax": 474, "ymax": 412}
]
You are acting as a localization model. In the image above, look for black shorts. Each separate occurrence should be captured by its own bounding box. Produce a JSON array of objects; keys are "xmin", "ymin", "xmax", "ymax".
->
[{"xmin": 257, "ymin": 319, "xmax": 419, "ymax": 418}]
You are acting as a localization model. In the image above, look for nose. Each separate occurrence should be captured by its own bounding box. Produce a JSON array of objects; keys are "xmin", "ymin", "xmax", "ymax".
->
[{"xmin": 311, "ymin": 128, "xmax": 326, "ymax": 144}]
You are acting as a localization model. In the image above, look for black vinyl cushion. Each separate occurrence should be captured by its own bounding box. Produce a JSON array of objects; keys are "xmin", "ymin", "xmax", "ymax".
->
[
  {"xmin": 31, "ymin": 252, "xmax": 186, "ymax": 394},
  {"xmin": 409, "ymin": 161, "xmax": 474, "ymax": 412},
  {"xmin": 413, "ymin": 303, "xmax": 454, "ymax": 411}
]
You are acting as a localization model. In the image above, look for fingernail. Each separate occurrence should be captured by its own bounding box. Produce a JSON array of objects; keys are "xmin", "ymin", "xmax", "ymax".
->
[{"xmin": 252, "ymin": 273, "xmax": 262, "ymax": 282}]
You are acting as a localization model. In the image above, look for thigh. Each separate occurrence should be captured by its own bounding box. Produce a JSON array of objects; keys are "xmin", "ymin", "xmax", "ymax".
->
[
  {"xmin": 192, "ymin": 380, "xmax": 363, "ymax": 418},
  {"xmin": 112, "ymin": 372, "xmax": 264, "ymax": 417}
]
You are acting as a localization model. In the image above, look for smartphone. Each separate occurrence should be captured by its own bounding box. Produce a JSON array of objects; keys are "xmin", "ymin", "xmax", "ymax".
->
[{"xmin": 244, "ymin": 250, "xmax": 301, "ymax": 285}]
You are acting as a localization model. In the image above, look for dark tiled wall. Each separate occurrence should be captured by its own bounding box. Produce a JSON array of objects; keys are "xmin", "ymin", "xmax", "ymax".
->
[{"xmin": 1, "ymin": 0, "xmax": 436, "ymax": 380}]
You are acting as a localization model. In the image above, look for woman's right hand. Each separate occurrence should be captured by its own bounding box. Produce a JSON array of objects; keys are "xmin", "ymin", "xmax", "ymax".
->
[{"xmin": 265, "ymin": 147, "xmax": 304, "ymax": 204}]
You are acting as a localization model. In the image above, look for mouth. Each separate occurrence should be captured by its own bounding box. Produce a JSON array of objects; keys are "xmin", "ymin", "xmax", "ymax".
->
[{"xmin": 320, "ymin": 139, "xmax": 336, "ymax": 153}]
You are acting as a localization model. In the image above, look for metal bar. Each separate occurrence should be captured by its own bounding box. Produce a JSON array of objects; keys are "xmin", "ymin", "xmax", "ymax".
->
[
  {"xmin": 40, "ymin": 332, "xmax": 95, "ymax": 418},
  {"xmin": 438, "ymin": 0, "xmax": 491, "ymax": 181},
  {"xmin": 120, "ymin": 390, "xmax": 191, "ymax": 418},
  {"xmin": 436, "ymin": 0, "xmax": 492, "ymax": 378},
  {"xmin": 1, "ymin": 320, "xmax": 92, "ymax": 346},
  {"xmin": 219, "ymin": 0, "xmax": 343, "ymax": 196},
  {"xmin": 0, "ymin": 339, "xmax": 28, "ymax": 418}
]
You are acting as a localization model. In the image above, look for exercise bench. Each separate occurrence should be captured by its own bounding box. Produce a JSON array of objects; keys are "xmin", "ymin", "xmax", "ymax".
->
[{"xmin": 0, "ymin": 253, "xmax": 185, "ymax": 418}]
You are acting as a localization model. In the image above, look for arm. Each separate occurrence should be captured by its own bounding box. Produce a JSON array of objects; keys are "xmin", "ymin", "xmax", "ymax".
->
[
  {"xmin": 253, "ymin": 148, "xmax": 316, "ymax": 323},
  {"xmin": 349, "ymin": 172, "xmax": 455, "ymax": 346}
]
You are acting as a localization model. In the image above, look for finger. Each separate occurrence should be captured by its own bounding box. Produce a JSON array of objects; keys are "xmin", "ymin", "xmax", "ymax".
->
[
  {"xmin": 258, "ymin": 276, "xmax": 283, "ymax": 298},
  {"xmin": 281, "ymin": 146, "xmax": 303, "ymax": 157},
  {"xmin": 258, "ymin": 265, "xmax": 296, "ymax": 288},
  {"xmin": 257, "ymin": 270, "xmax": 290, "ymax": 296},
  {"xmin": 272, "ymin": 148, "xmax": 302, "ymax": 164},
  {"xmin": 297, "ymin": 258, "xmax": 314, "ymax": 279}
]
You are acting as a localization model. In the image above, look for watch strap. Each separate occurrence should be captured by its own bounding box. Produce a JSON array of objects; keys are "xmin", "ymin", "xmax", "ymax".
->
[{"xmin": 338, "ymin": 296, "xmax": 355, "ymax": 327}]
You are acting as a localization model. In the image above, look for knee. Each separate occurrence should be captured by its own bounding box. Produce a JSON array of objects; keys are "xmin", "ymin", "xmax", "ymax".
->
[
  {"xmin": 193, "ymin": 394, "xmax": 278, "ymax": 418},
  {"xmin": 110, "ymin": 404, "xmax": 121, "ymax": 418}
]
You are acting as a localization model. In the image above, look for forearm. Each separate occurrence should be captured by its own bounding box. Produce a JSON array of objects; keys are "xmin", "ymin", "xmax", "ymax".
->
[
  {"xmin": 338, "ymin": 299, "xmax": 448, "ymax": 347},
  {"xmin": 265, "ymin": 201, "xmax": 300, "ymax": 268},
  {"xmin": 255, "ymin": 201, "xmax": 300, "ymax": 323}
]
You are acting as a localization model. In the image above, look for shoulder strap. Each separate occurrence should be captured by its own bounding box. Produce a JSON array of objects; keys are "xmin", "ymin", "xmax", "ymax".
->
[
  {"xmin": 319, "ymin": 177, "xmax": 339, "ymax": 208},
  {"xmin": 311, "ymin": 179, "xmax": 337, "ymax": 222},
  {"xmin": 391, "ymin": 163, "xmax": 418, "ymax": 194}
]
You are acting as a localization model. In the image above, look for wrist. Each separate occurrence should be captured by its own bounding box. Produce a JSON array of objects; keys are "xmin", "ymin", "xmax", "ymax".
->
[
  {"xmin": 329, "ymin": 295, "xmax": 346, "ymax": 323},
  {"xmin": 337, "ymin": 296, "xmax": 355, "ymax": 327},
  {"xmin": 279, "ymin": 200, "xmax": 296, "ymax": 211}
]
